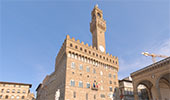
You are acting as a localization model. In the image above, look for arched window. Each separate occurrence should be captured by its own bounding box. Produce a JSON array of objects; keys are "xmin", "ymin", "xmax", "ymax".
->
[
  {"xmin": 79, "ymin": 64, "xmax": 83, "ymax": 70},
  {"xmin": 79, "ymin": 81, "xmax": 83, "ymax": 88},
  {"xmin": 11, "ymin": 95, "xmax": 14, "ymax": 99},
  {"xmin": 5, "ymin": 95, "xmax": 8, "ymax": 99},
  {"xmin": 86, "ymin": 83, "xmax": 90, "ymax": 88},
  {"xmin": 22, "ymin": 96, "xmax": 25, "ymax": 99},
  {"xmin": 16, "ymin": 95, "xmax": 20, "ymax": 99},
  {"xmin": 17, "ymin": 89, "xmax": 20, "ymax": 93},
  {"xmin": 23, "ymin": 90, "xmax": 26, "ymax": 93},
  {"xmin": 12, "ymin": 89, "xmax": 15, "ymax": 93},
  {"xmin": 71, "ymin": 62, "xmax": 75, "ymax": 69},
  {"xmin": 70, "ymin": 80, "xmax": 75, "ymax": 87},
  {"xmin": 1, "ymin": 89, "xmax": 4, "ymax": 93},
  {"xmin": 86, "ymin": 67, "xmax": 90, "ymax": 72},
  {"xmin": 0, "ymin": 95, "xmax": 2, "ymax": 99},
  {"xmin": 6, "ymin": 89, "xmax": 10, "ymax": 93}
]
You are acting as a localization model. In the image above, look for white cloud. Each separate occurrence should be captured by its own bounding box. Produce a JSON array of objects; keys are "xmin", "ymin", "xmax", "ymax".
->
[
  {"xmin": 153, "ymin": 39, "xmax": 170, "ymax": 56},
  {"xmin": 118, "ymin": 38, "xmax": 170, "ymax": 80}
]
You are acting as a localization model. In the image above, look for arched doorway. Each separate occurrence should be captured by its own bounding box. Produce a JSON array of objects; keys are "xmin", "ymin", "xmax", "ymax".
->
[
  {"xmin": 157, "ymin": 73, "xmax": 170, "ymax": 100},
  {"xmin": 136, "ymin": 80, "xmax": 153, "ymax": 100}
]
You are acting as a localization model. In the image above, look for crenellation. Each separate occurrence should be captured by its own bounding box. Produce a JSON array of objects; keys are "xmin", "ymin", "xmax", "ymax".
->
[
  {"xmin": 110, "ymin": 54, "xmax": 113, "ymax": 57},
  {"xmin": 77, "ymin": 39, "xmax": 80, "ymax": 43},
  {"xmin": 66, "ymin": 35, "xmax": 70, "ymax": 39},
  {"xmin": 85, "ymin": 43, "xmax": 88, "ymax": 46},
  {"xmin": 71, "ymin": 37, "xmax": 75, "ymax": 41},
  {"xmin": 81, "ymin": 41, "xmax": 84, "ymax": 45}
]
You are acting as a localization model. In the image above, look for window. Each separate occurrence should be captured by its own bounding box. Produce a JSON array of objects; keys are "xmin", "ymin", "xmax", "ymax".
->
[
  {"xmin": 23, "ymin": 90, "xmax": 26, "ymax": 93},
  {"xmin": 11, "ymin": 95, "xmax": 14, "ymax": 99},
  {"xmin": 114, "ymin": 82, "xmax": 117, "ymax": 85},
  {"xmin": 113, "ymin": 75, "xmax": 116, "ymax": 79},
  {"xmin": 71, "ymin": 54, "xmax": 74, "ymax": 58},
  {"xmin": 72, "ymin": 72, "xmax": 74, "ymax": 74},
  {"xmin": 86, "ymin": 83, "xmax": 90, "ymax": 88},
  {"xmin": 5, "ymin": 95, "xmax": 8, "ymax": 99},
  {"xmin": 100, "ymin": 94, "xmax": 105, "ymax": 98},
  {"xmin": 79, "ymin": 81, "xmax": 83, "ymax": 88},
  {"xmin": 22, "ymin": 96, "xmax": 25, "ymax": 99},
  {"xmin": 96, "ymin": 54, "xmax": 98, "ymax": 57},
  {"xmin": 6, "ymin": 89, "xmax": 10, "ymax": 93},
  {"xmin": 17, "ymin": 89, "xmax": 20, "ymax": 93},
  {"xmin": 109, "ymin": 87, "xmax": 112, "ymax": 91},
  {"xmin": 70, "ymin": 43, "xmax": 73, "ymax": 47},
  {"xmin": 93, "ymin": 68, "xmax": 96, "ymax": 74},
  {"xmin": 81, "ymin": 57, "xmax": 84, "ymax": 61},
  {"xmin": 109, "ymin": 73, "xmax": 112, "ymax": 78},
  {"xmin": 1, "ymin": 89, "xmax": 4, "ymax": 93},
  {"xmin": 12, "ymin": 89, "xmax": 15, "ymax": 93},
  {"xmin": 86, "ymin": 67, "xmax": 90, "ymax": 72},
  {"xmin": 79, "ymin": 64, "xmax": 83, "ymax": 70},
  {"xmin": 80, "ymin": 47, "xmax": 82, "ymax": 51},
  {"xmin": 0, "ymin": 95, "xmax": 2, "ymax": 99},
  {"xmin": 94, "ymin": 95, "xmax": 96, "ymax": 99},
  {"xmin": 71, "ymin": 62, "xmax": 75, "ymax": 69},
  {"xmin": 101, "ymin": 86, "xmax": 103, "ymax": 90},
  {"xmin": 70, "ymin": 80, "xmax": 75, "ymax": 87},
  {"xmin": 86, "ymin": 93, "xmax": 88, "ymax": 100},
  {"xmin": 110, "ymin": 81, "xmax": 112, "ymax": 84},
  {"xmin": 100, "ymin": 71, "xmax": 103, "ymax": 75},
  {"xmin": 75, "ymin": 45, "xmax": 78, "ymax": 49},
  {"xmin": 16, "ymin": 95, "xmax": 20, "ymax": 99},
  {"xmin": 73, "ymin": 92, "xmax": 76, "ymax": 98},
  {"xmin": 89, "ymin": 51, "xmax": 91, "ymax": 54}
]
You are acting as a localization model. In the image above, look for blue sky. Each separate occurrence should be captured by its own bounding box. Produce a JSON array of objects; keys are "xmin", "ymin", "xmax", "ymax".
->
[{"xmin": 1, "ymin": 0, "xmax": 170, "ymax": 94}]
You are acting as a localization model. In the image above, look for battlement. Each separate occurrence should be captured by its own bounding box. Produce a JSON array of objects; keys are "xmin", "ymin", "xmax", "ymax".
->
[
  {"xmin": 65, "ymin": 35, "xmax": 119, "ymax": 68},
  {"xmin": 66, "ymin": 35, "xmax": 117, "ymax": 58}
]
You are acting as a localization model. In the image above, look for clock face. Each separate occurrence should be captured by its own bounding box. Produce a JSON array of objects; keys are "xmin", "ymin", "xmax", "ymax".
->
[{"xmin": 99, "ymin": 45, "xmax": 105, "ymax": 52}]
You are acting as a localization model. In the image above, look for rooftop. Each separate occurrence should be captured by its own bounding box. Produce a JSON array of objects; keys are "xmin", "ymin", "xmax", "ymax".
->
[{"xmin": 0, "ymin": 81, "xmax": 32, "ymax": 88}]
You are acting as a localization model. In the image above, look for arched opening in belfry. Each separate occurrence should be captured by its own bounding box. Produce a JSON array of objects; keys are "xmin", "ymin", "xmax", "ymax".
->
[
  {"xmin": 136, "ymin": 80, "xmax": 153, "ymax": 100},
  {"xmin": 158, "ymin": 73, "xmax": 170, "ymax": 100}
]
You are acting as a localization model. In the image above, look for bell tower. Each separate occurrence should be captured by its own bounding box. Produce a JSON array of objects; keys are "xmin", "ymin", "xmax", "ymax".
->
[{"xmin": 90, "ymin": 5, "xmax": 106, "ymax": 53}]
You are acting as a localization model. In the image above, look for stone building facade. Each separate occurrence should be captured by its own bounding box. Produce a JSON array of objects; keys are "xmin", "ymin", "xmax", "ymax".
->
[
  {"xmin": 119, "ymin": 77, "xmax": 148, "ymax": 100},
  {"xmin": 0, "ymin": 81, "xmax": 35, "ymax": 100},
  {"xmin": 131, "ymin": 57, "xmax": 170, "ymax": 100},
  {"xmin": 36, "ymin": 5, "xmax": 119, "ymax": 100}
]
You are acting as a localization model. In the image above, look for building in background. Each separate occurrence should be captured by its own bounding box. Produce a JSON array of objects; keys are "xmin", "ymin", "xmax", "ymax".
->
[
  {"xmin": 36, "ymin": 5, "xmax": 119, "ymax": 100},
  {"xmin": 0, "ymin": 81, "xmax": 35, "ymax": 100},
  {"xmin": 119, "ymin": 77, "xmax": 148, "ymax": 100},
  {"xmin": 131, "ymin": 57, "xmax": 170, "ymax": 100}
]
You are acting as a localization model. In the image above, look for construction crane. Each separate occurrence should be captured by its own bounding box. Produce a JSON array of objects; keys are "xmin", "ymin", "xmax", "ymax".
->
[{"xmin": 142, "ymin": 52, "xmax": 169, "ymax": 63}]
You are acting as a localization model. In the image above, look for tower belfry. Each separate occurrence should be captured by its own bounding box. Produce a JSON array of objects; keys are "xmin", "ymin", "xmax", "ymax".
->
[{"xmin": 90, "ymin": 5, "xmax": 106, "ymax": 53}]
